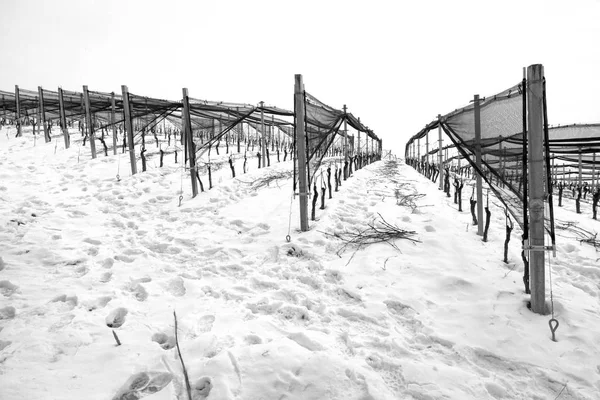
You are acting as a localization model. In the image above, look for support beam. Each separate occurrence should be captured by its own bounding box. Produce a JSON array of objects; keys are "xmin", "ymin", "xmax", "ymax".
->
[
  {"xmin": 38, "ymin": 87, "xmax": 50, "ymax": 142},
  {"xmin": 578, "ymin": 147, "xmax": 582, "ymax": 186},
  {"xmin": 474, "ymin": 96, "xmax": 484, "ymax": 236},
  {"xmin": 295, "ymin": 74, "xmax": 309, "ymax": 232},
  {"xmin": 237, "ymin": 114, "xmax": 242, "ymax": 154},
  {"xmin": 366, "ymin": 133, "xmax": 369, "ymax": 164},
  {"xmin": 343, "ymin": 105, "xmax": 348, "ymax": 179},
  {"xmin": 82, "ymin": 86, "xmax": 97, "ymax": 158},
  {"xmin": 527, "ymin": 64, "xmax": 546, "ymax": 315},
  {"xmin": 438, "ymin": 115, "xmax": 444, "ymax": 190},
  {"xmin": 80, "ymin": 93, "xmax": 85, "ymax": 136},
  {"xmin": 498, "ymin": 136, "xmax": 503, "ymax": 178},
  {"xmin": 272, "ymin": 115, "xmax": 276, "ymax": 154},
  {"xmin": 15, "ymin": 85, "xmax": 21, "ymax": 137},
  {"xmin": 593, "ymin": 153, "xmax": 596, "ymax": 189},
  {"xmin": 121, "ymin": 85, "xmax": 137, "ymax": 175},
  {"xmin": 182, "ymin": 88, "xmax": 198, "ymax": 197},
  {"xmin": 57, "ymin": 87, "xmax": 70, "ymax": 149},
  {"xmin": 260, "ymin": 101, "xmax": 266, "ymax": 167},
  {"xmin": 357, "ymin": 117, "xmax": 361, "ymax": 167},
  {"xmin": 425, "ymin": 130, "xmax": 429, "ymax": 165},
  {"xmin": 111, "ymin": 92, "xmax": 118, "ymax": 155}
]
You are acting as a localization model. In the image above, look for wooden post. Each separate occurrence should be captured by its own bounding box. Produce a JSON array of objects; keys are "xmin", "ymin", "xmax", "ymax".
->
[
  {"xmin": 474, "ymin": 96, "xmax": 484, "ymax": 236},
  {"xmin": 260, "ymin": 101, "xmax": 266, "ymax": 167},
  {"xmin": 425, "ymin": 130, "xmax": 429, "ymax": 166},
  {"xmin": 237, "ymin": 110, "xmax": 242, "ymax": 153},
  {"xmin": 15, "ymin": 85, "xmax": 21, "ymax": 137},
  {"xmin": 357, "ymin": 117, "xmax": 361, "ymax": 167},
  {"xmin": 271, "ymin": 115, "xmax": 275, "ymax": 152},
  {"xmin": 38, "ymin": 87, "xmax": 50, "ymax": 142},
  {"xmin": 121, "ymin": 85, "xmax": 137, "ymax": 175},
  {"xmin": 111, "ymin": 92, "xmax": 118, "ymax": 155},
  {"xmin": 366, "ymin": 133, "xmax": 369, "ymax": 164},
  {"xmin": 593, "ymin": 153, "xmax": 596, "ymax": 189},
  {"xmin": 82, "ymin": 86, "xmax": 97, "ymax": 158},
  {"xmin": 527, "ymin": 64, "xmax": 546, "ymax": 315},
  {"xmin": 80, "ymin": 93, "xmax": 85, "ymax": 136},
  {"xmin": 57, "ymin": 87, "xmax": 70, "ymax": 148},
  {"xmin": 445, "ymin": 147, "xmax": 448, "ymax": 171},
  {"xmin": 438, "ymin": 115, "xmax": 444, "ymax": 190},
  {"xmin": 550, "ymin": 154, "xmax": 555, "ymax": 185},
  {"xmin": 182, "ymin": 88, "xmax": 198, "ymax": 197},
  {"xmin": 578, "ymin": 147, "xmax": 583, "ymax": 187},
  {"xmin": 343, "ymin": 105, "xmax": 348, "ymax": 179},
  {"xmin": 498, "ymin": 136, "xmax": 503, "ymax": 178},
  {"xmin": 295, "ymin": 74, "xmax": 309, "ymax": 232}
]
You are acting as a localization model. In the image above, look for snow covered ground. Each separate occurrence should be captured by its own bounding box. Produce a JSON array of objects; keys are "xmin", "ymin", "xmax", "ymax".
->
[{"xmin": 0, "ymin": 127, "xmax": 599, "ymax": 400}]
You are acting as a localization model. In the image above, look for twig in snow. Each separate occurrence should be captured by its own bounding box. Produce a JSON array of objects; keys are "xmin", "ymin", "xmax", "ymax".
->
[
  {"xmin": 323, "ymin": 213, "xmax": 419, "ymax": 257},
  {"xmin": 112, "ymin": 330, "xmax": 121, "ymax": 346},
  {"xmin": 383, "ymin": 255, "xmax": 398, "ymax": 270},
  {"xmin": 554, "ymin": 382, "xmax": 568, "ymax": 399},
  {"xmin": 237, "ymin": 170, "xmax": 293, "ymax": 190},
  {"xmin": 174, "ymin": 311, "xmax": 193, "ymax": 400}
]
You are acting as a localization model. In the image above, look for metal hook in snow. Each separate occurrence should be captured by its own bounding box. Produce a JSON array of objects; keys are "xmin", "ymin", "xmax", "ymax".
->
[
  {"xmin": 178, "ymin": 195, "xmax": 183, "ymax": 207},
  {"xmin": 285, "ymin": 235, "xmax": 291, "ymax": 243},
  {"xmin": 549, "ymin": 318, "xmax": 559, "ymax": 342}
]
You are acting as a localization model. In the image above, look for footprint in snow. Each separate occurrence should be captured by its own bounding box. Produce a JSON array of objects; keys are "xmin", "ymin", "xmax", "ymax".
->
[
  {"xmin": 111, "ymin": 371, "xmax": 173, "ymax": 400},
  {"xmin": 51, "ymin": 294, "xmax": 78, "ymax": 309},
  {"xmin": 99, "ymin": 272, "xmax": 113, "ymax": 283},
  {"xmin": 83, "ymin": 238, "xmax": 102, "ymax": 246},
  {"xmin": 365, "ymin": 352, "xmax": 406, "ymax": 395},
  {"xmin": 244, "ymin": 334, "xmax": 262, "ymax": 345},
  {"xmin": 115, "ymin": 254, "xmax": 135, "ymax": 263},
  {"xmin": 0, "ymin": 280, "xmax": 19, "ymax": 297},
  {"xmin": 74, "ymin": 266, "xmax": 89, "ymax": 277},
  {"xmin": 128, "ymin": 283, "xmax": 148, "ymax": 302},
  {"xmin": 201, "ymin": 286, "xmax": 221, "ymax": 299},
  {"xmin": 165, "ymin": 277, "xmax": 185, "ymax": 297},
  {"xmin": 424, "ymin": 225, "xmax": 436, "ymax": 232},
  {"xmin": 83, "ymin": 296, "xmax": 112, "ymax": 311},
  {"xmin": 151, "ymin": 332, "xmax": 176, "ymax": 350},
  {"xmin": 105, "ymin": 307, "xmax": 128, "ymax": 328},
  {"xmin": 0, "ymin": 306, "xmax": 16, "ymax": 320},
  {"xmin": 196, "ymin": 315, "xmax": 215, "ymax": 333}
]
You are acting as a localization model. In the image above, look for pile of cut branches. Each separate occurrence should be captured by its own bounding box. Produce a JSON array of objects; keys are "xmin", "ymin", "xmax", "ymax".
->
[
  {"xmin": 580, "ymin": 234, "xmax": 600, "ymax": 250},
  {"xmin": 555, "ymin": 220, "xmax": 600, "ymax": 250},
  {"xmin": 322, "ymin": 213, "xmax": 419, "ymax": 258},
  {"xmin": 395, "ymin": 190, "xmax": 426, "ymax": 212},
  {"xmin": 238, "ymin": 170, "xmax": 293, "ymax": 190}
]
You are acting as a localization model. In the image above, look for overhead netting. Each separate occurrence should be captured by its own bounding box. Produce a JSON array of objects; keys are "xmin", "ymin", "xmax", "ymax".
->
[
  {"xmin": 405, "ymin": 79, "xmax": 556, "ymax": 246},
  {"xmin": 548, "ymin": 124, "xmax": 600, "ymax": 182},
  {"xmin": 441, "ymin": 83, "xmax": 531, "ymax": 231},
  {"xmin": 302, "ymin": 91, "xmax": 379, "ymax": 184}
]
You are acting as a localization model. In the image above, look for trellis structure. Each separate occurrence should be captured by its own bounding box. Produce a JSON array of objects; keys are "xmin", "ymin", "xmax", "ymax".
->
[
  {"xmin": 402, "ymin": 64, "xmax": 592, "ymax": 316},
  {"xmin": 0, "ymin": 77, "xmax": 383, "ymax": 225},
  {"xmin": 294, "ymin": 74, "xmax": 382, "ymax": 232}
]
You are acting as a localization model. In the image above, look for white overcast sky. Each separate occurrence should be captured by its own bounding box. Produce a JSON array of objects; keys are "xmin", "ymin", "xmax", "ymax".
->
[{"xmin": 1, "ymin": 0, "xmax": 599, "ymax": 153}]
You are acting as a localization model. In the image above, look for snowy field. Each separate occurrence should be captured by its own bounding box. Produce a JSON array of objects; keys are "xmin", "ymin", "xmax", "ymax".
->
[{"xmin": 1, "ymin": 127, "xmax": 600, "ymax": 400}]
